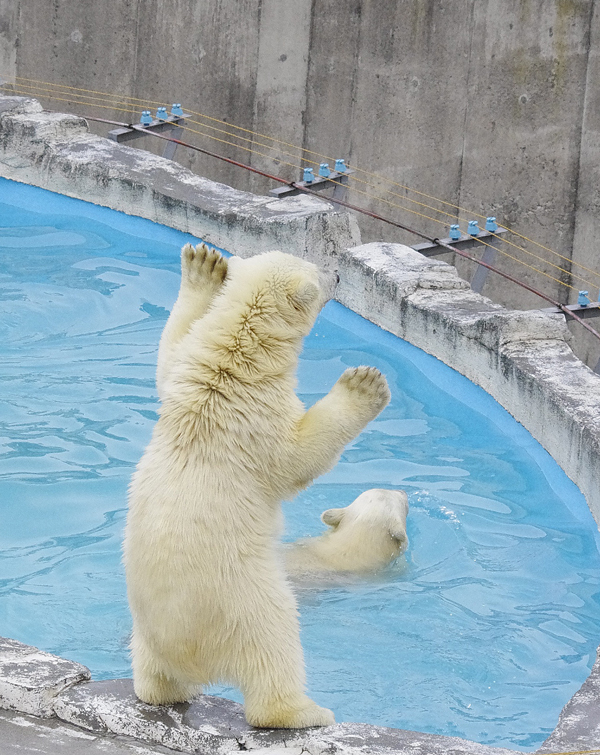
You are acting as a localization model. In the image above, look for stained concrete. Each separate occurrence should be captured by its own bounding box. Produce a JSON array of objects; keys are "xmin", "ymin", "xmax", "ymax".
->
[
  {"xmin": 0, "ymin": 638, "xmax": 90, "ymax": 718},
  {"xmin": 538, "ymin": 648, "xmax": 600, "ymax": 752},
  {"xmin": 0, "ymin": 708, "xmax": 183, "ymax": 755}
]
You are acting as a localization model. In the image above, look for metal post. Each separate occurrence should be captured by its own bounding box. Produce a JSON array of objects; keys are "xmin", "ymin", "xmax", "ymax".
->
[
  {"xmin": 331, "ymin": 172, "xmax": 349, "ymax": 202},
  {"xmin": 471, "ymin": 218, "xmax": 500, "ymax": 294},
  {"xmin": 471, "ymin": 242, "xmax": 499, "ymax": 293},
  {"xmin": 161, "ymin": 125, "xmax": 183, "ymax": 160}
]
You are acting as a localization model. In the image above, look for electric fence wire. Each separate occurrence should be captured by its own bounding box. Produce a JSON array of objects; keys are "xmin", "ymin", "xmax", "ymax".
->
[
  {"xmin": 38, "ymin": 110, "xmax": 599, "ymax": 344},
  {"xmin": 0, "ymin": 77, "xmax": 595, "ymax": 293},
  {"xmin": 4, "ymin": 74, "xmax": 599, "ymax": 290},
  {"xmin": 2, "ymin": 77, "xmax": 600, "ymax": 306}
]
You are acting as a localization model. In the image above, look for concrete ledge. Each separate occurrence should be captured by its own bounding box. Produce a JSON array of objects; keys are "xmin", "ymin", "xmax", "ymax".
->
[
  {"xmin": 0, "ymin": 646, "xmax": 518, "ymax": 755},
  {"xmin": 0, "ymin": 638, "xmax": 90, "ymax": 717},
  {"xmin": 0, "ymin": 96, "xmax": 360, "ymax": 274},
  {"xmin": 538, "ymin": 647, "xmax": 600, "ymax": 752},
  {"xmin": 336, "ymin": 242, "xmax": 600, "ymax": 523}
]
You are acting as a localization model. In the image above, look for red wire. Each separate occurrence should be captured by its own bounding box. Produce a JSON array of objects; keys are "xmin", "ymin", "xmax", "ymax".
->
[{"xmin": 80, "ymin": 114, "xmax": 600, "ymax": 343}]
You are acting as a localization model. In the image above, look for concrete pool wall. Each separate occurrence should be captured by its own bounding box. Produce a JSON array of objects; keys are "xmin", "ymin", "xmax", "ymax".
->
[
  {"xmin": 2, "ymin": 94, "xmax": 599, "ymax": 524},
  {"xmin": 2, "ymin": 94, "xmax": 600, "ymax": 752}
]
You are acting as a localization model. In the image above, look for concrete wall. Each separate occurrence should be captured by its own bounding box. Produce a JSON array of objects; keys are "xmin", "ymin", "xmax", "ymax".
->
[{"xmin": 2, "ymin": 1, "xmax": 599, "ymax": 319}]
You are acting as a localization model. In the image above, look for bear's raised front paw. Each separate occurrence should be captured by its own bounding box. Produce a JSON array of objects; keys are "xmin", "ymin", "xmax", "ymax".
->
[
  {"xmin": 338, "ymin": 366, "xmax": 391, "ymax": 414},
  {"xmin": 247, "ymin": 700, "xmax": 335, "ymax": 729},
  {"xmin": 181, "ymin": 243, "xmax": 228, "ymax": 291}
]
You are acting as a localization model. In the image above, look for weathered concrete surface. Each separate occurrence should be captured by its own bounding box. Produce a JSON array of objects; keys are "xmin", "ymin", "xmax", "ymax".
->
[
  {"xmin": 0, "ymin": 638, "xmax": 90, "ymax": 718},
  {"xmin": 0, "ymin": 0, "xmax": 17, "ymax": 84},
  {"xmin": 16, "ymin": 671, "xmax": 520, "ymax": 755},
  {"xmin": 537, "ymin": 648, "xmax": 600, "ymax": 752},
  {"xmin": 570, "ymin": 2, "xmax": 600, "ymax": 371},
  {"xmin": 303, "ymin": 0, "xmax": 472, "ymax": 248},
  {"xmin": 0, "ymin": 96, "xmax": 359, "ymax": 281},
  {"xmin": 249, "ymin": 1, "xmax": 311, "ymax": 187},
  {"xmin": 455, "ymin": 0, "xmax": 595, "ymax": 310},
  {"xmin": 53, "ymin": 679, "xmax": 252, "ymax": 754},
  {"xmin": 0, "ymin": 708, "xmax": 183, "ymax": 754}
]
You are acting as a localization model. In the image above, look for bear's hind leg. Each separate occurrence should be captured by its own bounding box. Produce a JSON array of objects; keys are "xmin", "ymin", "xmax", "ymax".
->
[
  {"xmin": 156, "ymin": 244, "xmax": 228, "ymax": 397},
  {"xmin": 232, "ymin": 594, "xmax": 334, "ymax": 728},
  {"xmin": 132, "ymin": 637, "xmax": 201, "ymax": 705}
]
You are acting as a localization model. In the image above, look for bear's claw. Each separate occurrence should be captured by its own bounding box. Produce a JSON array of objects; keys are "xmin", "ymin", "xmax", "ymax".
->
[
  {"xmin": 338, "ymin": 365, "xmax": 391, "ymax": 413},
  {"xmin": 181, "ymin": 243, "xmax": 228, "ymax": 290}
]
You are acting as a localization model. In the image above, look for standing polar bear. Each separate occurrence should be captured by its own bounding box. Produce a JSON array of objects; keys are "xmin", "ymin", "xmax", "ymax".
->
[{"xmin": 124, "ymin": 245, "xmax": 391, "ymax": 728}]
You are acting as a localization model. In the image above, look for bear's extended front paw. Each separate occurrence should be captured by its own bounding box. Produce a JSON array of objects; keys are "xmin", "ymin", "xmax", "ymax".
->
[
  {"xmin": 337, "ymin": 366, "xmax": 391, "ymax": 416},
  {"xmin": 181, "ymin": 243, "xmax": 228, "ymax": 292}
]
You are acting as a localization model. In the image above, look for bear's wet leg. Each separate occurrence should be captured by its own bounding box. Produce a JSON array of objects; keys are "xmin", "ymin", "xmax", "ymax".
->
[{"xmin": 156, "ymin": 244, "xmax": 228, "ymax": 397}]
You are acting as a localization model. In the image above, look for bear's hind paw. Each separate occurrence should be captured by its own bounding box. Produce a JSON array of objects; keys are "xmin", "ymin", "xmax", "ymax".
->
[
  {"xmin": 134, "ymin": 676, "xmax": 200, "ymax": 706},
  {"xmin": 247, "ymin": 700, "xmax": 335, "ymax": 729}
]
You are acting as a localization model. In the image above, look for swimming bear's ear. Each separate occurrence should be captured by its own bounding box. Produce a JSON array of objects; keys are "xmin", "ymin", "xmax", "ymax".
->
[
  {"xmin": 289, "ymin": 281, "xmax": 320, "ymax": 312},
  {"xmin": 388, "ymin": 514, "xmax": 408, "ymax": 545},
  {"xmin": 321, "ymin": 508, "xmax": 346, "ymax": 528}
]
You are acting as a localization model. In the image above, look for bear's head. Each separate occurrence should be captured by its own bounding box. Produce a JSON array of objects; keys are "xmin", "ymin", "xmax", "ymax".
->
[
  {"xmin": 225, "ymin": 251, "xmax": 325, "ymax": 338},
  {"xmin": 318, "ymin": 488, "xmax": 409, "ymax": 573}
]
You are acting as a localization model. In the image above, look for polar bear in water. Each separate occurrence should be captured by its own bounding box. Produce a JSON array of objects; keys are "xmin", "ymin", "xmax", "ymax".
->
[
  {"xmin": 123, "ymin": 245, "xmax": 391, "ymax": 728},
  {"xmin": 284, "ymin": 488, "xmax": 409, "ymax": 576}
]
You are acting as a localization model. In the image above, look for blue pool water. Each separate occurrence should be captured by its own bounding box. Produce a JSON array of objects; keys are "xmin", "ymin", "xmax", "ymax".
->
[{"xmin": 2, "ymin": 177, "xmax": 600, "ymax": 749}]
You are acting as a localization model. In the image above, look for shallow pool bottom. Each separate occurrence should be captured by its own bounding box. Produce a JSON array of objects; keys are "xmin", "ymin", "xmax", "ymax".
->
[{"xmin": 2, "ymin": 178, "xmax": 600, "ymax": 750}]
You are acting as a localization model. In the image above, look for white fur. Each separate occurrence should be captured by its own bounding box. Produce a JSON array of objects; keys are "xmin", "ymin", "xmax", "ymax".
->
[
  {"xmin": 123, "ymin": 245, "xmax": 390, "ymax": 728},
  {"xmin": 284, "ymin": 489, "xmax": 409, "ymax": 576}
]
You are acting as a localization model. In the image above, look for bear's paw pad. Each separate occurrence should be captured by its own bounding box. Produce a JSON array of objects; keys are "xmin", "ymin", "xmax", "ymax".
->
[
  {"xmin": 339, "ymin": 366, "xmax": 390, "ymax": 410},
  {"xmin": 181, "ymin": 243, "xmax": 228, "ymax": 289}
]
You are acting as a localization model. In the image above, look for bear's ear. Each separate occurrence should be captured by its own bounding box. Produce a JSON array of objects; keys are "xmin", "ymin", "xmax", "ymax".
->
[
  {"xmin": 321, "ymin": 507, "xmax": 346, "ymax": 528},
  {"xmin": 388, "ymin": 519, "xmax": 408, "ymax": 544},
  {"xmin": 290, "ymin": 281, "xmax": 320, "ymax": 312}
]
